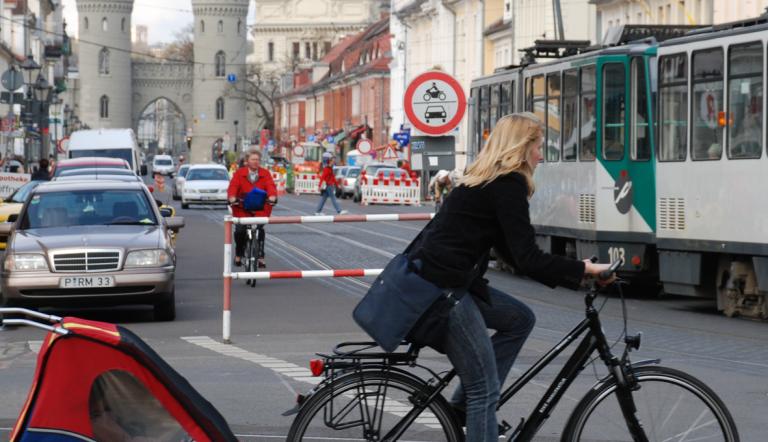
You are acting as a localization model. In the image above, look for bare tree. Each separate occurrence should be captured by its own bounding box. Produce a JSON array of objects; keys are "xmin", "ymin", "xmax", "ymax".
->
[
  {"xmin": 160, "ymin": 24, "xmax": 194, "ymax": 62},
  {"xmin": 224, "ymin": 63, "xmax": 280, "ymax": 131}
]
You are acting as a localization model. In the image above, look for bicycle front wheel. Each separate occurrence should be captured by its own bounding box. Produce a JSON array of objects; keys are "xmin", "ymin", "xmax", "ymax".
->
[
  {"xmin": 563, "ymin": 365, "xmax": 739, "ymax": 442},
  {"xmin": 286, "ymin": 370, "xmax": 463, "ymax": 442}
]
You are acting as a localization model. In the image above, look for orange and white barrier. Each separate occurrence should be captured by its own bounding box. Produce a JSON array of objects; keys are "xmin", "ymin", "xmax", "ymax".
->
[
  {"xmin": 294, "ymin": 173, "xmax": 320, "ymax": 195},
  {"xmin": 360, "ymin": 171, "xmax": 421, "ymax": 206},
  {"xmin": 270, "ymin": 171, "xmax": 287, "ymax": 196},
  {"xmin": 221, "ymin": 212, "xmax": 434, "ymax": 343}
]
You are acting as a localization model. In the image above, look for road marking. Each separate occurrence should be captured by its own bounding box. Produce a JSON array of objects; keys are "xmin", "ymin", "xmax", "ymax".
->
[
  {"xmin": 181, "ymin": 336, "xmax": 444, "ymax": 430},
  {"xmin": 28, "ymin": 341, "xmax": 42, "ymax": 354}
]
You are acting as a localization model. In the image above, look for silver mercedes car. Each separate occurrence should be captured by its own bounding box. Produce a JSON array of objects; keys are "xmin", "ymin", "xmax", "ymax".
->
[{"xmin": 0, "ymin": 180, "xmax": 184, "ymax": 321}]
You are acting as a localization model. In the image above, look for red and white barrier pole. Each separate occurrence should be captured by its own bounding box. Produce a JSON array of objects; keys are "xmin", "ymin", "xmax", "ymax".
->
[
  {"xmin": 231, "ymin": 268, "xmax": 383, "ymax": 280},
  {"xmin": 223, "ymin": 218, "xmax": 233, "ymax": 343},
  {"xmin": 231, "ymin": 212, "xmax": 434, "ymax": 226}
]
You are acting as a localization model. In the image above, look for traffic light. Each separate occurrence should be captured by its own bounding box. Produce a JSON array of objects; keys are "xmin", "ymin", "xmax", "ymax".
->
[{"xmin": 186, "ymin": 136, "xmax": 192, "ymax": 150}]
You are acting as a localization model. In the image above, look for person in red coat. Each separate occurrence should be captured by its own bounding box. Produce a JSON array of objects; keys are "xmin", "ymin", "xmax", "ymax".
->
[
  {"xmin": 227, "ymin": 149, "xmax": 277, "ymax": 267},
  {"xmin": 315, "ymin": 156, "xmax": 348, "ymax": 215}
]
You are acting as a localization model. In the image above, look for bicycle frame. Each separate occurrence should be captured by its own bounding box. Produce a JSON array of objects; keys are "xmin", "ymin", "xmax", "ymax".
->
[{"xmin": 376, "ymin": 288, "xmax": 651, "ymax": 442}]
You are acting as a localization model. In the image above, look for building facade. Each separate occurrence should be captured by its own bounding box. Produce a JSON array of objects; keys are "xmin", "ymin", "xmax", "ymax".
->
[
  {"xmin": 274, "ymin": 17, "xmax": 392, "ymax": 163},
  {"xmin": 74, "ymin": 0, "xmax": 248, "ymax": 163},
  {"xmin": 594, "ymin": 0, "xmax": 768, "ymax": 36}
]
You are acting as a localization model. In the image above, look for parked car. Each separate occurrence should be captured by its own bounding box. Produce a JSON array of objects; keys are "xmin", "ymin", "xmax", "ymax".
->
[
  {"xmin": 68, "ymin": 128, "xmax": 147, "ymax": 176},
  {"xmin": 337, "ymin": 166, "xmax": 361, "ymax": 199},
  {"xmin": 152, "ymin": 155, "xmax": 175, "ymax": 177},
  {"xmin": 333, "ymin": 166, "xmax": 349, "ymax": 197},
  {"xmin": 0, "ymin": 181, "xmax": 42, "ymax": 250},
  {"xmin": 0, "ymin": 180, "xmax": 184, "ymax": 321},
  {"xmin": 2, "ymin": 159, "xmax": 25, "ymax": 173},
  {"xmin": 352, "ymin": 162, "xmax": 396, "ymax": 203},
  {"xmin": 52, "ymin": 157, "xmax": 131, "ymax": 178},
  {"xmin": 172, "ymin": 164, "xmax": 191, "ymax": 201},
  {"xmin": 181, "ymin": 164, "xmax": 230, "ymax": 209}
]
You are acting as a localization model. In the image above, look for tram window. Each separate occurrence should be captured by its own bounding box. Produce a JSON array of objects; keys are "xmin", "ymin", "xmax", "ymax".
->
[
  {"xmin": 658, "ymin": 53, "xmax": 687, "ymax": 161},
  {"xmin": 562, "ymin": 69, "xmax": 579, "ymax": 161},
  {"xmin": 532, "ymin": 75, "xmax": 546, "ymax": 142},
  {"xmin": 491, "ymin": 84, "xmax": 500, "ymax": 127},
  {"xmin": 631, "ymin": 58, "xmax": 651, "ymax": 161},
  {"xmin": 546, "ymin": 73, "xmax": 561, "ymax": 162},
  {"xmin": 727, "ymin": 42, "xmax": 763, "ymax": 159},
  {"xmin": 602, "ymin": 63, "xmax": 626, "ymax": 161},
  {"xmin": 580, "ymin": 65, "xmax": 597, "ymax": 161},
  {"xmin": 500, "ymin": 81, "xmax": 512, "ymax": 116},
  {"xmin": 525, "ymin": 77, "xmax": 532, "ymax": 111},
  {"xmin": 470, "ymin": 87, "xmax": 480, "ymax": 155},
  {"xmin": 480, "ymin": 86, "xmax": 490, "ymax": 150},
  {"xmin": 691, "ymin": 48, "xmax": 724, "ymax": 161}
]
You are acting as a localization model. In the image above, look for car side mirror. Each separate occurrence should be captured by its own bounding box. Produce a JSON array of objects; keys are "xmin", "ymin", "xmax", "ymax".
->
[
  {"xmin": 155, "ymin": 199, "xmax": 163, "ymax": 208},
  {"xmin": 140, "ymin": 165, "xmax": 148, "ymax": 176},
  {"xmin": 164, "ymin": 216, "xmax": 184, "ymax": 232},
  {"xmin": 0, "ymin": 222, "xmax": 13, "ymax": 235},
  {"xmin": 159, "ymin": 207, "xmax": 174, "ymax": 218},
  {"xmin": 7, "ymin": 213, "xmax": 18, "ymax": 223}
]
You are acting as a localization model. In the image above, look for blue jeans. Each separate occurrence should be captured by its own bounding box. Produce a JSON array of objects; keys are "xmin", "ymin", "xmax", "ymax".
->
[
  {"xmin": 445, "ymin": 286, "xmax": 536, "ymax": 441},
  {"xmin": 316, "ymin": 185, "xmax": 342, "ymax": 213}
]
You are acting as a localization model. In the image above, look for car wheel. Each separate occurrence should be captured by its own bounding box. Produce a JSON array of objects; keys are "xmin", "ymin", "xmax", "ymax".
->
[
  {"xmin": 172, "ymin": 189, "xmax": 180, "ymax": 201},
  {"xmin": 181, "ymin": 200, "xmax": 189, "ymax": 209},
  {"xmin": 154, "ymin": 290, "xmax": 176, "ymax": 321},
  {"xmin": 353, "ymin": 190, "xmax": 361, "ymax": 203}
]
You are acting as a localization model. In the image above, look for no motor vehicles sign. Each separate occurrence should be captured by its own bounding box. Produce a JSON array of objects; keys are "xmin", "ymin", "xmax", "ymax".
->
[{"xmin": 404, "ymin": 71, "xmax": 466, "ymax": 136}]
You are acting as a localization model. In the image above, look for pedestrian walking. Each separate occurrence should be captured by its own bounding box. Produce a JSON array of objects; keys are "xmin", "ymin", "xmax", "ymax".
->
[
  {"xmin": 314, "ymin": 156, "xmax": 348, "ymax": 215},
  {"xmin": 30, "ymin": 159, "xmax": 51, "ymax": 181}
]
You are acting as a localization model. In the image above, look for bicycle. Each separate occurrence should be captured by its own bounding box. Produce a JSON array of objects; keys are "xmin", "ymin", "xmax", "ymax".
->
[
  {"xmin": 286, "ymin": 260, "xmax": 739, "ymax": 441},
  {"xmin": 229, "ymin": 198, "xmax": 272, "ymax": 288}
]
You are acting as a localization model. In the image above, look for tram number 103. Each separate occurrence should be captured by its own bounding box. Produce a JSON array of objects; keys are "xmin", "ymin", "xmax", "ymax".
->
[{"xmin": 608, "ymin": 247, "xmax": 626, "ymax": 265}]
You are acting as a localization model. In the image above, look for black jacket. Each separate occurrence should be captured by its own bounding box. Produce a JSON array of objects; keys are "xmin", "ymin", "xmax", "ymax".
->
[
  {"xmin": 408, "ymin": 172, "xmax": 585, "ymax": 302},
  {"xmin": 30, "ymin": 169, "xmax": 50, "ymax": 181}
]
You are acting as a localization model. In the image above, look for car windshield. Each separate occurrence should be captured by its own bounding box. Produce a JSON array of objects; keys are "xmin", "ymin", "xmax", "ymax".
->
[
  {"xmin": 7, "ymin": 181, "xmax": 40, "ymax": 204},
  {"xmin": 178, "ymin": 166, "xmax": 190, "ymax": 178},
  {"xmin": 54, "ymin": 163, "xmax": 129, "ymax": 177},
  {"xmin": 347, "ymin": 168, "xmax": 361, "ymax": 178},
  {"xmin": 21, "ymin": 189, "xmax": 157, "ymax": 229},
  {"xmin": 186, "ymin": 169, "xmax": 229, "ymax": 181},
  {"xmin": 70, "ymin": 149, "xmax": 134, "ymax": 167},
  {"xmin": 154, "ymin": 159, "xmax": 172, "ymax": 166}
]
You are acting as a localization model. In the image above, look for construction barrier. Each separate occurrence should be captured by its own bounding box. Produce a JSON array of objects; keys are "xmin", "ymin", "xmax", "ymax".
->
[
  {"xmin": 222, "ymin": 212, "xmax": 434, "ymax": 342},
  {"xmin": 293, "ymin": 173, "xmax": 320, "ymax": 195},
  {"xmin": 270, "ymin": 171, "xmax": 287, "ymax": 196},
  {"xmin": 360, "ymin": 171, "xmax": 421, "ymax": 206}
]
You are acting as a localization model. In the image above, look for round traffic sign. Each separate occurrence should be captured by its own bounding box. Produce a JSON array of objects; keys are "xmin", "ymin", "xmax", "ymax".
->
[
  {"xmin": 293, "ymin": 145, "xmax": 305, "ymax": 157},
  {"xmin": 356, "ymin": 138, "xmax": 373, "ymax": 154},
  {"xmin": 1, "ymin": 68, "xmax": 24, "ymax": 91},
  {"xmin": 404, "ymin": 70, "xmax": 466, "ymax": 136}
]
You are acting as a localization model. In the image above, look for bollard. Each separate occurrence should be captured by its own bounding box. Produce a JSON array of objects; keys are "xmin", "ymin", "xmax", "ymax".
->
[{"xmin": 223, "ymin": 219, "xmax": 233, "ymax": 343}]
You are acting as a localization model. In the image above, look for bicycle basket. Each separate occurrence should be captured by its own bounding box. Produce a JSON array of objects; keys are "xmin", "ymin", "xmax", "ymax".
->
[{"xmin": 243, "ymin": 187, "xmax": 268, "ymax": 212}]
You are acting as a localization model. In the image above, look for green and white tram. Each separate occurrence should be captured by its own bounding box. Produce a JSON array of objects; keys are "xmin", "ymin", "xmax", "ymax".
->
[
  {"xmin": 655, "ymin": 19, "xmax": 768, "ymax": 318},
  {"xmin": 469, "ymin": 19, "xmax": 768, "ymax": 318}
]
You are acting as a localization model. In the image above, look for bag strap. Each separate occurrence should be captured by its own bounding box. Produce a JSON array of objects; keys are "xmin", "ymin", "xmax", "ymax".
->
[{"xmin": 404, "ymin": 217, "xmax": 435, "ymax": 254}]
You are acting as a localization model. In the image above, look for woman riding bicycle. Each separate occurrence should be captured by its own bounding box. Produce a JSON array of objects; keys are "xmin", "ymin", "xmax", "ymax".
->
[
  {"xmin": 227, "ymin": 149, "xmax": 277, "ymax": 268},
  {"xmin": 404, "ymin": 113, "xmax": 612, "ymax": 441}
]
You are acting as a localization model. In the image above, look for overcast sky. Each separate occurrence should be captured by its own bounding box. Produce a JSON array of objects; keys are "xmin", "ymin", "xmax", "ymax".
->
[{"xmin": 62, "ymin": 0, "xmax": 256, "ymax": 45}]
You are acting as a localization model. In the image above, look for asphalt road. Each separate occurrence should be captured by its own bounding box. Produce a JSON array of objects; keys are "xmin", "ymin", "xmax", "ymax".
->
[{"xmin": 0, "ymin": 185, "xmax": 765, "ymax": 440}]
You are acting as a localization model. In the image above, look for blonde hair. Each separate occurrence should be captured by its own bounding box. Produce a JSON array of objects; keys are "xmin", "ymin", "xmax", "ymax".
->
[{"xmin": 460, "ymin": 112, "xmax": 542, "ymax": 196}]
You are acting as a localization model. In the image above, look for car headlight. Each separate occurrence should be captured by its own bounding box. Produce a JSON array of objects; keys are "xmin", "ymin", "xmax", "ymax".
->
[
  {"xmin": 184, "ymin": 188, "xmax": 198, "ymax": 194},
  {"xmin": 125, "ymin": 249, "xmax": 171, "ymax": 267},
  {"xmin": 4, "ymin": 254, "xmax": 49, "ymax": 271}
]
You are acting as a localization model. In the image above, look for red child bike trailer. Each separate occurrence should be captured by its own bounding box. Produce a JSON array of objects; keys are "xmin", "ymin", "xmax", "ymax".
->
[{"xmin": 8, "ymin": 312, "xmax": 237, "ymax": 442}]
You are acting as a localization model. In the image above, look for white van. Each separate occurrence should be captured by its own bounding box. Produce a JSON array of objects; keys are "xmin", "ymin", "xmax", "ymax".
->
[{"xmin": 68, "ymin": 129, "xmax": 147, "ymax": 176}]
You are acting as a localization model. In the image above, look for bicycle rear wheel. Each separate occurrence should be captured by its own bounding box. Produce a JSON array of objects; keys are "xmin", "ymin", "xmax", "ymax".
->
[
  {"xmin": 562, "ymin": 365, "xmax": 739, "ymax": 442},
  {"xmin": 286, "ymin": 370, "xmax": 463, "ymax": 442}
]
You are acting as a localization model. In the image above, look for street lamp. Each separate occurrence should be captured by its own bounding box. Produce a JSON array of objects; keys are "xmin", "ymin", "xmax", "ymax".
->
[
  {"xmin": 63, "ymin": 104, "xmax": 71, "ymax": 136},
  {"xmin": 33, "ymin": 74, "xmax": 54, "ymax": 158},
  {"xmin": 233, "ymin": 120, "xmax": 239, "ymax": 152},
  {"xmin": 50, "ymin": 95, "xmax": 63, "ymax": 157}
]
